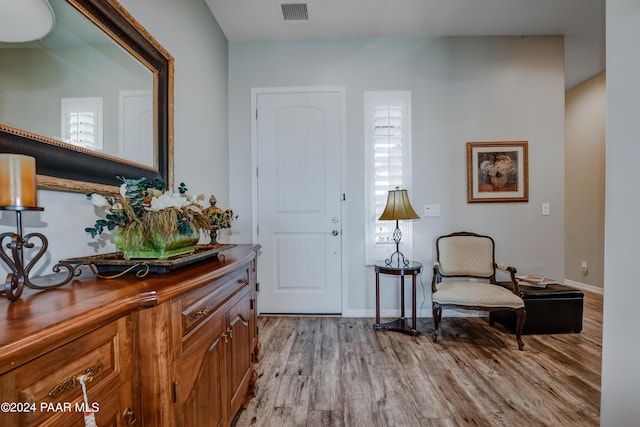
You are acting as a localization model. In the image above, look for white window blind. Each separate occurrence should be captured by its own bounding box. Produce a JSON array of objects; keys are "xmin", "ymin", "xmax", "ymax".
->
[
  {"xmin": 364, "ymin": 91, "xmax": 413, "ymax": 264},
  {"xmin": 61, "ymin": 97, "xmax": 103, "ymax": 150}
]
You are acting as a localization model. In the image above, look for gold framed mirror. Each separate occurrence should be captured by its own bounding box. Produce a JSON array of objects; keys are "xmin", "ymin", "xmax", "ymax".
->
[{"xmin": 0, "ymin": 0, "xmax": 173, "ymax": 195}]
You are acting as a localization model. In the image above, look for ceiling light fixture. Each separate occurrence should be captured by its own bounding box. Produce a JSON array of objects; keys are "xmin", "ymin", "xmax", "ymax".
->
[{"xmin": 0, "ymin": 0, "xmax": 56, "ymax": 43}]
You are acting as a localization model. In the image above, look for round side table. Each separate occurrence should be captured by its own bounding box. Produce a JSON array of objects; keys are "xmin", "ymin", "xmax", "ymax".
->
[{"xmin": 373, "ymin": 261, "xmax": 423, "ymax": 336}]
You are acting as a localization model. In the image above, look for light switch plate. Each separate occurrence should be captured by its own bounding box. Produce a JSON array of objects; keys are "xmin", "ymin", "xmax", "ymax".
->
[
  {"xmin": 424, "ymin": 204, "xmax": 440, "ymax": 217},
  {"xmin": 542, "ymin": 202, "xmax": 551, "ymax": 216}
]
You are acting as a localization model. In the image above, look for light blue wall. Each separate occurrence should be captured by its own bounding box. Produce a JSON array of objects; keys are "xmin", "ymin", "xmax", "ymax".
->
[
  {"xmin": 228, "ymin": 36, "xmax": 565, "ymax": 315},
  {"xmin": 120, "ymin": 0, "xmax": 230, "ymax": 201}
]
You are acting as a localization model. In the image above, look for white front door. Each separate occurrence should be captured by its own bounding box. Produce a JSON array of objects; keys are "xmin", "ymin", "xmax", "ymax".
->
[{"xmin": 255, "ymin": 88, "xmax": 343, "ymax": 314}]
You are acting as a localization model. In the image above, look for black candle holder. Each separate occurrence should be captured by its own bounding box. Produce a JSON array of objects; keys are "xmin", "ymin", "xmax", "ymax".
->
[{"xmin": 0, "ymin": 206, "xmax": 76, "ymax": 301}]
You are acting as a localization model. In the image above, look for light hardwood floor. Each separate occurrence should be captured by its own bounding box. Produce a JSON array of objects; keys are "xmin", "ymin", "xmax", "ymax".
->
[{"xmin": 235, "ymin": 292, "xmax": 602, "ymax": 427}]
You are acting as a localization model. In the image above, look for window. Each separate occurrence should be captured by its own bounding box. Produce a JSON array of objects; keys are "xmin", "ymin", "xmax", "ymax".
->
[
  {"xmin": 364, "ymin": 91, "xmax": 413, "ymax": 264},
  {"xmin": 61, "ymin": 97, "xmax": 103, "ymax": 151}
]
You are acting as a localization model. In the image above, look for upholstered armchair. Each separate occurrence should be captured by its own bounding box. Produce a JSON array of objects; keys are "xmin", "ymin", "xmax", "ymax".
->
[{"xmin": 431, "ymin": 232, "xmax": 526, "ymax": 350}]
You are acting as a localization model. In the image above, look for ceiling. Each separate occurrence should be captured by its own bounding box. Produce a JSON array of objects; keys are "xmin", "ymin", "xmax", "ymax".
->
[{"xmin": 205, "ymin": 0, "xmax": 605, "ymax": 89}]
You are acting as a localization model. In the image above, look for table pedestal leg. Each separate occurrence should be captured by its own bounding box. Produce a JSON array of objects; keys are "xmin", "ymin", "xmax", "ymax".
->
[
  {"xmin": 400, "ymin": 275, "xmax": 405, "ymax": 320},
  {"xmin": 373, "ymin": 271, "xmax": 421, "ymax": 337},
  {"xmin": 412, "ymin": 275, "xmax": 417, "ymax": 334},
  {"xmin": 375, "ymin": 272, "xmax": 381, "ymax": 325}
]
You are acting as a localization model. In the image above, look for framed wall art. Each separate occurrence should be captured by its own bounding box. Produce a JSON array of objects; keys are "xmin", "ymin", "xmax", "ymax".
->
[{"xmin": 467, "ymin": 141, "xmax": 528, "ymax": 203}]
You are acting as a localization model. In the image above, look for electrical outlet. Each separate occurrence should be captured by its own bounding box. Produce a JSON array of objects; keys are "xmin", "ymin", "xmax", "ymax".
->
[{"xmin": 581, "ymin": 261, "xmax": 588, "ymax": 275}]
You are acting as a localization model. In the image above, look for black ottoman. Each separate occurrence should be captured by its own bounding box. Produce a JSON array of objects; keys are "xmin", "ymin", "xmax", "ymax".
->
[{"xmin": 492, "ymin": 283, "xmax": 584, "ymax": 334}]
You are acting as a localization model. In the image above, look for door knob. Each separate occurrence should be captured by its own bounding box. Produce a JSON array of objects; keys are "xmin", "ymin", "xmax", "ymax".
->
[{"xmin": 331, "ymin": 230, "xmax": 339, "ymax": 236}]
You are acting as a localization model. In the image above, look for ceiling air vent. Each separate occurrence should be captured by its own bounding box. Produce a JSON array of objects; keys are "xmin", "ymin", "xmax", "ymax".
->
[{"xmin": 281, "ymin": 2, "xmax": 308, "ymax": 21}]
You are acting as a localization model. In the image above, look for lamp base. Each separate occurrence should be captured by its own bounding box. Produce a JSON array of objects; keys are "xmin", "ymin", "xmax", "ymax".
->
[
  {"xmin": 384, "ymin": 220, "xmax": 410, "ymax": 267},
  {"xmin": 384, "ymin": 250, "xmax": 410, "ymax": 268}
]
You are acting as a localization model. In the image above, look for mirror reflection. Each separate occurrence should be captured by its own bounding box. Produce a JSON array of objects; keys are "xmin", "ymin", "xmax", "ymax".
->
[{"xmin": 0, "ymin": 0, "xmax": 155, "ymax": 168}]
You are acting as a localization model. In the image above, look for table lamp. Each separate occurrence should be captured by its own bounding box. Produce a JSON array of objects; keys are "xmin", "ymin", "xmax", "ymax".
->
[
  {"xmin": 0, "ymin": 0, "xmax": 55, "ymax": 43},
  {"xmin": 0, "ymin": 153, "xmax": 75, "ymax": 301},
  {"xmin": 378, "ymin": 187, "xmax": 420, "ymax": 267}
]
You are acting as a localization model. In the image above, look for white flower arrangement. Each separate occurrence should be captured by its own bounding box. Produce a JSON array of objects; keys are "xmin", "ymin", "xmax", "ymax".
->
[
  {"xmin": 85, "ymin": 177, "xmax": 218, "ymax": 249},
  {"xmin": 480, "ymin": 154, "xmax": 515, "ymax": 177}
]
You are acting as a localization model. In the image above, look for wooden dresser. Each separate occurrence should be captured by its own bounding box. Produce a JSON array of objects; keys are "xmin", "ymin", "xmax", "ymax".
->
[{"xmin": 0, "ymin": 244, "xmax": 260, "ymax": 427}]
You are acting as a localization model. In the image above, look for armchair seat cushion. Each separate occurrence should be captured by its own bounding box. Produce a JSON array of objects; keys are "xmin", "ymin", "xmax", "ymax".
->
[{"xmin": 433, "ymin": 281, "xmax": 524, "ymax": 309}]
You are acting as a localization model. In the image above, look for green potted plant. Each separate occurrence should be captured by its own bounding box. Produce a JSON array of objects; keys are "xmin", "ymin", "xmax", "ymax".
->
[{"xmin": 86, "ymin": 177, "xmax": 214, "ymax": 259}]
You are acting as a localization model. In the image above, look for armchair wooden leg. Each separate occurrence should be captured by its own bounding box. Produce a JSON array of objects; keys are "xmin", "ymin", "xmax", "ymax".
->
[
  {"xmin": 514, "ymin": 307, "xmax": 526, "ymax": 351},
  {"xmin": 432, "ymin": 303, "xmax": 442, "ymax": 342}
]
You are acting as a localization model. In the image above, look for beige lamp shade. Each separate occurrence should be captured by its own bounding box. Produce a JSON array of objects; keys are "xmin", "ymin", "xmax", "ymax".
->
[{"xmin": 378, "ymin": 188, "xmax": 420, "ymax": 221}]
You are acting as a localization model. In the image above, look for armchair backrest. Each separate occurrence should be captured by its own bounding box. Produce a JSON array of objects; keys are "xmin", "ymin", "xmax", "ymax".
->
[{"xmin": 436, "ymin": 232, "xmax": 495, "ymax": 278}]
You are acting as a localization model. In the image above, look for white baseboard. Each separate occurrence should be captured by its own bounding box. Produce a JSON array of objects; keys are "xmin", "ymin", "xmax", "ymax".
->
[
  {"xmin": 564, "ymin": 279, "xmax": 604, "ymax": 295},
  {"xmin": 342, "ymin": 307, "xmax": 484, "ymax": 319}
]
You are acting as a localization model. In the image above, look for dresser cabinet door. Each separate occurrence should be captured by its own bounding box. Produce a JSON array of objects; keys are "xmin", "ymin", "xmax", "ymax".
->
[
  {"xmin": 174, "ymin": 311, "xmax": 226, "ymax": 427},
  {"xmin": 249, "ymin": 257, "xmax": 260, "ymax": 363},
  {"xmin": 226, "ymin": 286, "xmax": 253, "ymax": 417},
  {"xmin": 0, "ymin": 317, "xmax": 137, "ymax": 427},
  {"xmin": 174, "ymin": 284, "xmax": 253, "ymax": 426}
]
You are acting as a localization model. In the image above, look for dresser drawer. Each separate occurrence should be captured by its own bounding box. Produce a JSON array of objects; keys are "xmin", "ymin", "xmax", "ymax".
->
[
  {"xmin": 178, "ymin": 268, "xmax": 250, "ymax": 342},
  {"xmin": 0, "ymin": 318, "xmax": 133, "ymax": 426}
]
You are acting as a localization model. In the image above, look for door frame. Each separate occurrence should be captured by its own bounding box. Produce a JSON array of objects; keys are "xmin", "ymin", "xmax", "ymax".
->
[{"xmin": 250, "ymin": 86, "xmax": 348, "ymax": 315}]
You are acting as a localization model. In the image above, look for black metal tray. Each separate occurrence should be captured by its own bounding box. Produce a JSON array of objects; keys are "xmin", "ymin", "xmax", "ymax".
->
[{"xmin": 61, "ymin": 244, "xmax": 236, "ymax": 279}]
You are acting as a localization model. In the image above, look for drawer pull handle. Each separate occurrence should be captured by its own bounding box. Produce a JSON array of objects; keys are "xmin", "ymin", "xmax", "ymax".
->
[
  {"xmin": 237, "ymin": 279, "xmax": 249, "ymax": 285},
  {"xmin": 227, "ymin": 327, "xmax": 233, "ymax": 339},
  {"xmin": 190, "ymin": 307, "xmax": 209, "ymax": 320},
  {"xmin": 123, "ymin": 408, "xmax": 137, "ymax": 425},
  {"xmin": 48, "ymin": 364, "xmax": 103, "ymax": 397}
]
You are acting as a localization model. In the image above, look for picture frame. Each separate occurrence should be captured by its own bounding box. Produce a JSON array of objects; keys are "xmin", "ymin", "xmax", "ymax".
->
[{"xmin": 467, "ymin": 141, "xmax": 528, "ymax": 203}]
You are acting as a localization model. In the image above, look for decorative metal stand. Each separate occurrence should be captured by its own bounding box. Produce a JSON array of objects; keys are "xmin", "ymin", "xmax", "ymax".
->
[
  {"xmin": 384, "ymin": 219, "xmax": 410, "ymax": 268},
  {"xmin": 0, "ymin": 207, "xmax": 76, "ymax": 301}
]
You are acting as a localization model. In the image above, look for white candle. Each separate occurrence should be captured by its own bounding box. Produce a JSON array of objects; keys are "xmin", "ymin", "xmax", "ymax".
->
[{"xmin": 0, "ymin": 154, "xmax": 38, "ymax": 207}]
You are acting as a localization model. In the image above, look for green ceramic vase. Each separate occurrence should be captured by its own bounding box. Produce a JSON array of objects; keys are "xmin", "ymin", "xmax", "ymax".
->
[{"xmin": 114, "ymin": 226, "xmax": 200, "ymax": 260}]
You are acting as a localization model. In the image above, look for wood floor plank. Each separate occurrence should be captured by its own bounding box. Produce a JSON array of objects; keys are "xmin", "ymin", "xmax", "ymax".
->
[
  {"xmin": 238, "ymin": 317, "xmax": 298, "ymax": 425},
  {"xmin": 271, "ymin": 374, "xmax": 312, "ymax": 426},
  {"xmin": 234, "ymin": 291, "xmax": 603, "ymax": 427},
  {"xmin": 339, "ymin": 326, "xmax": 386, "ymax": 427},
  {"xmin": 305, "ymin": 409, "xmax": 345, "ymax": 427},
  {"xmin": 308, "ymin": 369, "xmax": 342, "ymax": 413},
  {"xmin": 309, "ymin": 318, "xmax": 343, "ymax": 412},
  {"xmin": 283, "ymin": 318, "xmax": 318, "ymax": 376}
]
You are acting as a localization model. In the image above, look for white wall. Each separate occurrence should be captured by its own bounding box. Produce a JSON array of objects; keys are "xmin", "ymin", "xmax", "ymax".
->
[
  {"xmin": 0, "ymin": 0, "xmax": 229, "ymax": 274},
  {"xmin": 601, "ymin": 1, "xmax": 640, "ymax": 424},
  {"xmin": 228, "ymin": 36, "xmax": 565, "ymax": 316}
]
